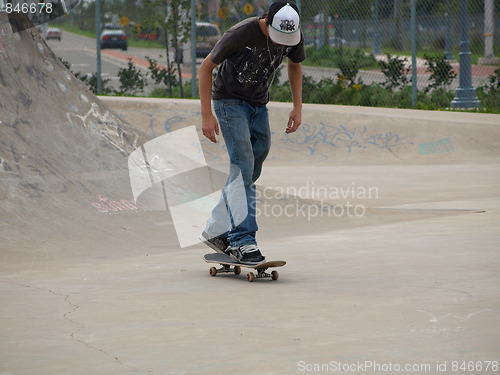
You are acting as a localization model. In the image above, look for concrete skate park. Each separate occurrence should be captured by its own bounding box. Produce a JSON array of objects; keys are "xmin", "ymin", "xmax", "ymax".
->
[{"xmin": 1, "ymin": 14, "xmax": 500, "ymax": 375}]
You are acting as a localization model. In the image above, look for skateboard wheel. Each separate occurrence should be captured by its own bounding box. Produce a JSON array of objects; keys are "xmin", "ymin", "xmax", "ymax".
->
[
  {"xmin": 234, "ymin": 266, "xmax": 241, "ymax": 275},
  {"xmin": 209, "ymin": 267, "xmax": 218, "ymax": 277},
  {"xmin": 247, "ymin": 272, "xmax": 255, "ymax": 282},
  {"xmin": 271, "ymin": 270, "xmax": 279, "ymax": 280}
]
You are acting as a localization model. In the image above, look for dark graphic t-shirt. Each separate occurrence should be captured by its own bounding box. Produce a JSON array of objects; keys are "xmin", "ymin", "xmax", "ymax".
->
[{"xmin": 210, "ymin": 17, "xmax": 305, "ymax": 106}]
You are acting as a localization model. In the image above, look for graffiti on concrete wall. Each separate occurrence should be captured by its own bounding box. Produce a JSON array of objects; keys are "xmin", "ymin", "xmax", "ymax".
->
[
  {"xmin": 278, "ymin": 122, "xmax": 415, "ymax": 158},
  {"xmin": 419, "ymin": 137, "xmax": 455, "ymax": 155}
]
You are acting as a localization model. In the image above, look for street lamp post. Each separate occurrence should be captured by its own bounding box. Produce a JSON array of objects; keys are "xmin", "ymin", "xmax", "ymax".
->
[
  {"xmin": 444, "ymin": 0, "xmax": 454, "ymax": 60},
  {"xmin": 95, "ymin": 0, "xmax": 102, "ymax": 94},
  {"xmin": 372, "ymin": 0, "xmax": 381, "ymax": 54},
  {"xmin": 191, "ymin": 0, "xmax": 196, "ymax": 98},
  {"xmin": 484, "ymin": 0, "xmax": 494, "ymax": 59},
  {"xmin": 451, "ymin": 0, "xmax": 480, "ymax": 109},
  {"xmin": 411, "ymin": 0, "xmax": 417, "ymax": 107},
  {"xmin": 478, "ymin": 0, "xmax": 500, "ymax": 65}
]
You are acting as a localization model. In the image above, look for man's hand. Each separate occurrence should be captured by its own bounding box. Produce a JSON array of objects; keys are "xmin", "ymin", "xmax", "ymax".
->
[
  {"xmin": 202, "ymin": 113, "xmax": 220, "ymax": 143},
  {"xmin": 286, "ymin": 107, "xmax": 302, "ymax": 133}
]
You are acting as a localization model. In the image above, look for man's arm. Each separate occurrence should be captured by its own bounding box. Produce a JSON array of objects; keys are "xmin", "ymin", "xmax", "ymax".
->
[
  {"xmin": 199, "ymin": 54, "xmax": 220, "ymax": 143},
  {"xmin": 286, "ymin": 59, "xmax": 303, "ymax": 134}
]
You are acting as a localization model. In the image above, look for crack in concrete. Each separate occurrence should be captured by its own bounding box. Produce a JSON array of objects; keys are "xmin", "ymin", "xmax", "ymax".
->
[{"xmin": 0, "ymin": 280, "xmax": 151, "ymax": 373}]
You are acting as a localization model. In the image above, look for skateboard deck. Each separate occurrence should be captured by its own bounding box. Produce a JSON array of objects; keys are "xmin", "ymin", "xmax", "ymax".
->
[{"xmin": 203, "ymin": 253, "xmax": 286, "ymax": 282}]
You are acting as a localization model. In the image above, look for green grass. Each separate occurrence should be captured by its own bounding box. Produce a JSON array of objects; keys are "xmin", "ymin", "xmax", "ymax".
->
[
  {"xmin": 57, "ymin": 23, "xmax": 96, "ymax": 38},
  {"xmin": 303, "ymin": 46, "xmax": 380, "ymax": 70},
  {"xmin": 128, "ymin": 39, "xmax": 164, "ymax": 49}
]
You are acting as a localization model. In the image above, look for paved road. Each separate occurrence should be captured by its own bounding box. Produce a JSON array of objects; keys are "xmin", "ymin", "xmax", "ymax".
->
[{"xmin": 47, "ymin": 31, "xmax": 169, "ymax": 90}]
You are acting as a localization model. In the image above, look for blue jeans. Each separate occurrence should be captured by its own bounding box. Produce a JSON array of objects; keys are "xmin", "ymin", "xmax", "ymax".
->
[{"xmin": 205, "ymin": 99, "xmax": 271, "ymax": 247}]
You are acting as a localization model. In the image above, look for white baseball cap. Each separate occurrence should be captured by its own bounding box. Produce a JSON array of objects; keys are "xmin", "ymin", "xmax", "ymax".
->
[{"xmin": 268, "ymin": 2, "xmax": 301, "ymax": 46}]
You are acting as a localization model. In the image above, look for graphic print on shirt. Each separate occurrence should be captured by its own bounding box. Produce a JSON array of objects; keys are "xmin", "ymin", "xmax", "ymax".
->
[{"xmin": 233, "ymin": 45, "xmax": 290, "ymax": 84}]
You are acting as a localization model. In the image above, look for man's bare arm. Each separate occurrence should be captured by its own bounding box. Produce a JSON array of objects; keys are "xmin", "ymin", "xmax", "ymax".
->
[
  {"xmin": 286, "ymin": 59, "xmax": 303, "ymax": 134},
  {"xmin": 199, "ymin": 54, "xmax": 220, "ymax": 143}
]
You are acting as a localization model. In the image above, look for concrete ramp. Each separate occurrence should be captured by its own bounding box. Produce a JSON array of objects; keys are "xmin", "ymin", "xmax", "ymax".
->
[
  {"xmin": 1, "ymin": 13, "xmax": 500, "ymax": 375},
  {"xmin": 0, "ymin": 14, "xmax": 151, "ymax": 262}
]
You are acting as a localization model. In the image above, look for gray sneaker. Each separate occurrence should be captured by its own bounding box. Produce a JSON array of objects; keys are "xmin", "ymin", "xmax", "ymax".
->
[
  {"xmin": 200, "ymin": 231, "xmax": 230, "ymax": 254},
  {"xmin": 228, "ymin": 244, "xmax": 265, "ymax": 265}
]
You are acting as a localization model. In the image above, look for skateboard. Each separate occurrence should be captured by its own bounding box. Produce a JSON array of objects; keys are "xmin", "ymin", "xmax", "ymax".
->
[{"xmin": 203, "ymin": 253, "xmax": 286, "ymax": 282}]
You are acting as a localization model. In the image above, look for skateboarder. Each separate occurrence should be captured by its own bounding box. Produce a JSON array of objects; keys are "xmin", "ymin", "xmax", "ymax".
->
[{"xmin": 199, "ymin": 2, "xmax": 304, "ymax": 264}]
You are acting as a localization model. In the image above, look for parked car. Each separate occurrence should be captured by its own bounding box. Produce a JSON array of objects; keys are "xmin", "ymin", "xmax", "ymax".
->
[
  {"xmin": 102, "ymin": 23, "xmax": 122, "ymax": 31},
  {"xmin": 100, "ymin": 29, "xmax": 128, "ymax": 50},
  {"xmin": 45, "ymin": 28, "xmax": 62, "ymax": 41},
  {"xmin": 175, "ymin": 22, "xmax": 221, "ymax": 62},
  {"xmin": 195, "ymin": 22, "xmax": 221, "ymax": 57}
]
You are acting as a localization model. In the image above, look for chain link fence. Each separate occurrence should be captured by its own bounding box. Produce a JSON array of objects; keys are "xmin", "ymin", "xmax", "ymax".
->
[{"xmin": 19, "ymin": 0, "xmax": 500, "ymax": 110}]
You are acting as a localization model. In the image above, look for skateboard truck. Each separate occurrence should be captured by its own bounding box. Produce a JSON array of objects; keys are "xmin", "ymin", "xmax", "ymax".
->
[
  {"xmin": 209, "ymin": 264, "xmax": 241, "ymax": 276},
  {"xmin": 204, "ymin": 253, "xmax": 285, "ymax": 282},
  {"xmin": 246, "ymin": 268, "xmax": 279, "ymax": 282},
  {"xmin": 209, "ymin": 265, "xmax": 278, "ymax": 281}
]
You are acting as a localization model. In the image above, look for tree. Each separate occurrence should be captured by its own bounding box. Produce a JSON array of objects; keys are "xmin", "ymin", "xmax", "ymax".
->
[
  {"xmin": 393, "ymin": 0, "xmax": 404, "ymax": 51},
  {"xmin": 143, "ymin": 0, "xmax": 191, "ymax": 97},
  {"xmin": 167, "ymin": 0, "xmax": 191, "ymax": 97}
]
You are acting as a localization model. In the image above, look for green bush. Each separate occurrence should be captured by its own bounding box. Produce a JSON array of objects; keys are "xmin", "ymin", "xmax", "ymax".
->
[
  {"xmin": 378, "ymin": 54, "xmax": 411, "ymax": 89},
  {"xmin": 423, "ymin": 54, "xmax": 457, "ymax": 93},
  {"xmin": 358, "ymin": 85, "xmax": 392, "ymax": 107},
  {"xmin": 273, "ymin": 75, "xmax": 461, "ymax": 111},
  {"xmin": 116, "ymin": 59, "xmax": 147, "ymax": 95},
  {"xmin": 150, "ymin": 80, "xmax": 195, "ymax": 99},
  {"xmin": 429, "ymin": 88, "xmax": 455, "ymax": 109},
  {"xmin": 477, "ymin": 68, "xmax": 500, "ymax": 113}
]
